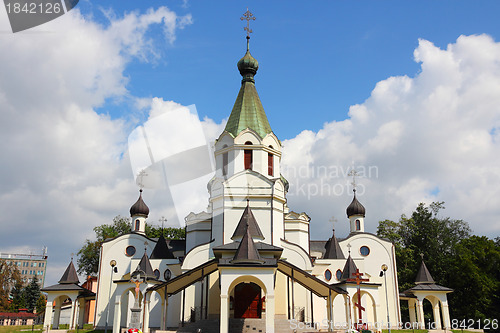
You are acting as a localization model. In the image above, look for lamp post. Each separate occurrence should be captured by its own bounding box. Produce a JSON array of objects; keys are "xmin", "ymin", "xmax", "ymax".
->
[
  {"xmin": 105, "ymin": 260, "xmax": 117, "ymax": 333},
  {"xmin": 380, "ymin": 264, "xmax": 390, "ymax": 333}
]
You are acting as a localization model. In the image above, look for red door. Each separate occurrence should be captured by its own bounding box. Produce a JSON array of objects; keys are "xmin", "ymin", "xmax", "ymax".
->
[{"xmin": 234, "ymin": 283, "xmax": 262, "ymax": 318}]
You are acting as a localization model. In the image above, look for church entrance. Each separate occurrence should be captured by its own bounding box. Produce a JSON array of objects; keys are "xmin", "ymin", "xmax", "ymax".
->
[{"xmin": 234, "ymin": 282, "xmax": 262, "ymax": 318}]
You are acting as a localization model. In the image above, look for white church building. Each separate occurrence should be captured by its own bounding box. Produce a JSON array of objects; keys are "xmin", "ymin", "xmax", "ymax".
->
[{"xmin": 42, "ymin": 20, "xmax": 453, "ymax": 333}]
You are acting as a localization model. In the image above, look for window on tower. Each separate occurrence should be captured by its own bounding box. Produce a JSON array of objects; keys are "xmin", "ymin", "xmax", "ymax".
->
[
  {"xmin": 355, "ymin": 219, "xmax": 361, "ymax": 231},
  {"xmin": 268, "ymin": 152, "xmax": 273, "ymax": 176},
  {"xmin": 244, "ymin": 141, "xmax": 253, "ymax": 170},
  {"xmin": 135, "ymin": 219, "xmax": 140, "ymax": 231}
]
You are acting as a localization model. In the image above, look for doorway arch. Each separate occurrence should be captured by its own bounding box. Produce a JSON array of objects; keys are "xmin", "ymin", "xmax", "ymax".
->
[{"xmin": 233, "ymin": 282, "xmax": 262, "ymax": 319}]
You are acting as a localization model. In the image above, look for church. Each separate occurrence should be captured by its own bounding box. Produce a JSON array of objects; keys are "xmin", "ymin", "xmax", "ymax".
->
[{"xmin": 41, "ymin": 12, "xmax": 453, "ymax": 333}]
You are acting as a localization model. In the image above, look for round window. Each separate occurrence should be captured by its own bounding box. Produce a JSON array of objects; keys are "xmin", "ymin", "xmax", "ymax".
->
[
  {"xmin": 336, "ymin": 269, "xmax": 343, "ymax": 280},
  {"xmin": 360, "ymin": 246, "xmax": 370, "ymax": 256},
  {"xmin": 164, "ymin": 269, "xmax": 172, "ymax": 281},
  {"xmin": 125, "ymin": 246, "xmax": 136, "ymax": 257},
  {"xmin": 154, "ymin": 269, "xmax": 160, "ymax": 279},
  {"xmin": 324, "ymin": 269, "xmax": 332, "ymax": 281}
]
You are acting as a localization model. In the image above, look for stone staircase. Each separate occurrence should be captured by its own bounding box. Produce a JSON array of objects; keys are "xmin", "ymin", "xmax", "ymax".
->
[{"xmin": 174, "ymin": 318, "xmax": 322, "ymax": 333}]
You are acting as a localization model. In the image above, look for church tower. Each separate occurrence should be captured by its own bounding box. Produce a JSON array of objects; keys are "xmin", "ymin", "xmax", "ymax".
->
[{"xmin": 207, "ymin": 32, "xmax": 287, "ymax": 248}]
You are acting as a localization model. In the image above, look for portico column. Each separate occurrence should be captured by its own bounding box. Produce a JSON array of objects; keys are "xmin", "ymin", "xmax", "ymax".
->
[
  {"xmin": 161, "ymin": 294, "xmax": 168, "ymax": 330},
  {"xmin": 143, "ymin": 295, "xmax": 150, "ymax": 333},
  {"xmin": 326, "ymin": 293, "xmax": 331, "ymax": 332},
  {"xmin": 265, "ymin": 294, "xmax": 275, "ymax": 333},
  {"xmin": 53, "ymin": 301, "xmax": 61, "ymax": 329},
  {"xmin": 43, "ymin": 300, "xmax": 53, "ymax": 330},
  {"xmin": 70, "ymin": 299, "xmax": 78, "ymax": 329},
  {"xmin": 442, "ymin": 301, "xmax": 451, "ymax": 330},
  {"xmin": 432, "ymin": 301, "xmax": 442, "ymax": 329},
  {"xmin": 408, "ymin": 299, "xmax": 417, "ymax": 326},
  {"xmin": 112, "ymin": 295, "xmax": 121, "ymax": 333},
  {"xmin": 416, "ymin": 298, "xmax": 425, "ymax": 329},
  {"xmin": 220, "ymin": 295, "xmax": 229, "ymax": 333},
  {"xmin": 78, "ymin": 299, "xmax": 86, "ymax": 328}
]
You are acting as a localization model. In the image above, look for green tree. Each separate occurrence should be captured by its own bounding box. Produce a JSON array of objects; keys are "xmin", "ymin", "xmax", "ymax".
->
[
  {"xmin": 77, "ymin": 215, "xmax": 185, "ymax": 276},
  {"xmin": 146, "ymin": 225, "xmax": 186, "ymax": 239},
  {"xmin": 36, "ymin": 293, "xmax": 46, "ymax": 315},
  {"xmin": 448, "ymin": 236, "xmax": 500, "ymax": 321},
  {"xmin": 24, "ymin": 277, "xmax": 41, "ymax": 313},
  {"xmin": 377, "ymin": 202, "xmax": 500, "ymax": 323},
  {"xmin": 9, "ymin": 280, "xmax": 26, "ymax": 311},
  {"xmin": 0, "ymin": 259, "xmax": 21, "ymax": 311}
]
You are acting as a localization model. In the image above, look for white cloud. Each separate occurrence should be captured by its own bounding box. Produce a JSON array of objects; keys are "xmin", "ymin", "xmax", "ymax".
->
[
  {"xmin": 283, "ymin": 34, "xmax": 500, "ymax": 240},
  {"xmin": 0, "ymin": 6, "xmax": 192, "ymax": 285}
]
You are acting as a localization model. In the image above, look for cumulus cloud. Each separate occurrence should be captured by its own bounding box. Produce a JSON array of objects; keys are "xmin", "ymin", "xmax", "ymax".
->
[
  {"xmin": 283, "ymin": 34, "xmax": 500, "ymax": 240},
  {"xmin": 0, "ymin": 6, "xmax": 192, "ymax": 285}
]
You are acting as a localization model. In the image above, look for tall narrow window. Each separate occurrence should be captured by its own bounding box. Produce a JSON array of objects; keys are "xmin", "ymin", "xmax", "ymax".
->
[
  {"xmin": 244, "ymin": 141, "xmax": 253, "ymax": 170},
  {"xmin": 223, "ymin": 152, "xmax": 228, "ymax": 176},
  {"xmin": 268, "ymin": 153, "xmax": 273, "ymax": 176},
  {"xmin": 135, "ymin": 219, "xmax": 140, "ymax": 231},
  {"xmin": 355, "ymin": 219, "xmax": 361, "ymax": 231}
]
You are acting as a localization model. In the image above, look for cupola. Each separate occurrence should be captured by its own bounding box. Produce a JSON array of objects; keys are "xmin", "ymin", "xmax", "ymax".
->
[
  {"xmin": 347, "ymin": 189, "xmax": 366, "ymax": 233},
  {"xmin": 130, "ymin": 189, "xmax": 148, "ymax": 234}
]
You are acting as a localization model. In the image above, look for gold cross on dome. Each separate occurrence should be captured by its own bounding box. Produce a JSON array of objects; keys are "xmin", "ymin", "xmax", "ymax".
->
[{"xmin": 241, "ymin": 8, "xmax": 256, "ymax": 37}]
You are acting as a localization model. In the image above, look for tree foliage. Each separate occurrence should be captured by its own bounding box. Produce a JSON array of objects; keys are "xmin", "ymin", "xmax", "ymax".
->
[
  {"xmin": 377, "ymin": 202, "xmax": 500, "ymax": 323},
  {"xmin": 0, "ymin": 259, "xmax": 21, "ymax": 311},
  {"xmin": 77, "ymin": 215, "xmax": 185, "ymax": 276},
  {"xmin": 24, "ymin": 277, "xmax": 41, "ymax": 313}
]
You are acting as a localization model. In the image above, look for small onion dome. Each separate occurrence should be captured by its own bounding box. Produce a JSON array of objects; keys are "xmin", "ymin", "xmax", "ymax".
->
[
  {"xmin": 237, "ymin": 50, "xmax": 259, "ymax": 76},
  {"xmin": 346, "ymin": 189, "xmax": 366, "ymax": 217},
  {"xmin": 130, "ymin": 189, "xmax": 149, "ymax": 217}
]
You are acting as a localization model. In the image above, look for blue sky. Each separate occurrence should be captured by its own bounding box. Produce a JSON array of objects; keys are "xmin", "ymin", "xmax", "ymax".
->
[
  {"xmin": 87, "ymin": 1, "xmax": 500, "ymax": 137},
  {"xmin": 1, "ymin": 1, "xmax": 500, "ymax": 285}
]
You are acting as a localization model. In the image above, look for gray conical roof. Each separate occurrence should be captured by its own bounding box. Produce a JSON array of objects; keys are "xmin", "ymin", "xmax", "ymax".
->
[
  {"xmin": 340, "ymin": 254, "xmax": 358, "ymax": 281},
  {"xmin": 134, "ymin": 251, "xmax": 156, "ymax": 280},
  {"xmin": 323, "ymin": 230, "xmax": 345, "ymax": 259},
  {"xmin": 231, "ymin": 201, "xmax": 264, "ymax": 240},
  {"xmin": 150, "ymin": 233, "xmax": 175, "ymax": 259},
  {"xmin": 59, "ymin": 261, "xmax": 79, "ymax": 284},
  {"xmin": 232, "ymin": 221, "xmax": 263, "ymax": 264},
  {"xmin": 415, "ymin": 260, "xmax": 435, "ymax": 284}
]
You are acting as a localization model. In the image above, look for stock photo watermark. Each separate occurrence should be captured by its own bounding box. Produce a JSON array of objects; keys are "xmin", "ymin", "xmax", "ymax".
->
[{"xmin": 3, "ymin": 0, "xmax": 79, "ymax": 33}]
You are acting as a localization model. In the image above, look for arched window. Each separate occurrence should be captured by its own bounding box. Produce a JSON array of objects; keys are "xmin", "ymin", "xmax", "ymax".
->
[
  {"xmin": 336, "ymin": 269, "xmax": 343, "ymax": 280},
  {"xmin": 355, "ymin": 219, "xmax": 361, "ymax": 231},
  {"xmin": 268, "ymin": 152, "xmax": 273, "ymax": 176},
  {"xmin": 244, "ymin": 141, "xmax": 253, "ymax": 170},
  {"xmin": 135, "ymin": 219, "xmax": 140, "ymax": 231}
]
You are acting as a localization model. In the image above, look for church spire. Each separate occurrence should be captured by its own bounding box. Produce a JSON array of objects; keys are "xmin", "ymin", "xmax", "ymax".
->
[{"xmin": 224, "ymin": 9, "xmax": 273, "ymax": 139}]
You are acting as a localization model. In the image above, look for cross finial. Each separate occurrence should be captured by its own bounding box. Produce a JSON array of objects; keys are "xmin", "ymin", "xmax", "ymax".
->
[
  {"xmin": 241, "ymin": 8, "xmax": 255, "ymax": 50},
  {"xmin": 347, "ymin": 243, "xmax": 352, "ymax": 255},
  {"xmin": 329, "ymin": 216, "xmax": 337, "ymax": 233},
  {"xmin": 420, "ymin": 253, "xmax": 424, "ymax": 260},
  {"xmin": 71, "ymin": 253, "xmax": 74, "ymax": 261},
  {"xmin": 159, "ymin": 216, "xmax": 167, "ymax": 230},
  {"xmin": 144, "ymin": 241, "xmax": 148, "ymax": 253},
  {"xmin": 137, "ymin": 169, "xmax": 148, "ymax": 189},
  {"xmin": 348, "ymin": 169, "xmax": 359, "ymax": 192}
]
